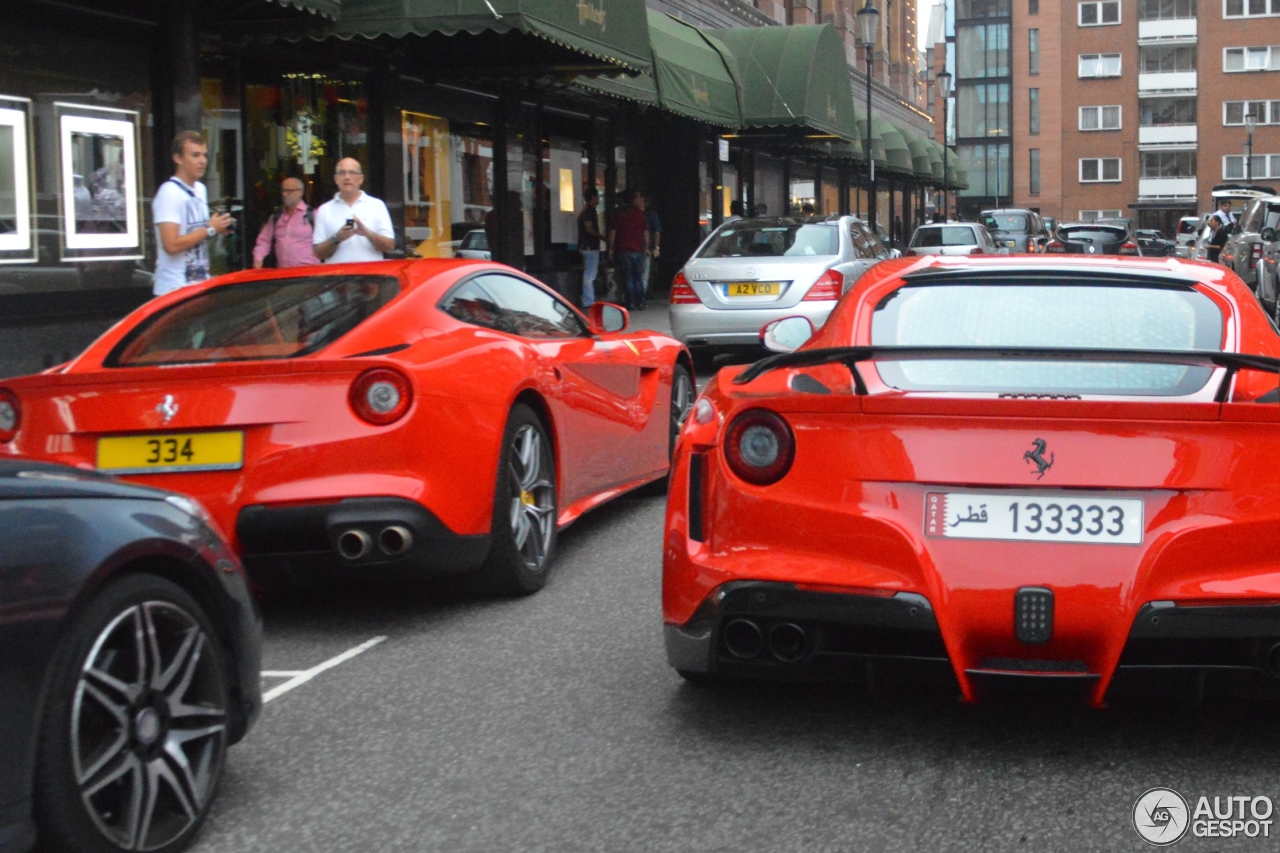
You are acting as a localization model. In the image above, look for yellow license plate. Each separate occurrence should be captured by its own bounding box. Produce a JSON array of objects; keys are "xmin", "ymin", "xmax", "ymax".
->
[
  {"xmin": 97, "ymin": 431, "xmax": 244, "ymax": 474},
  {"xmin": 726, "ymin": 282, "xmax": 781, "ymax": 297}
]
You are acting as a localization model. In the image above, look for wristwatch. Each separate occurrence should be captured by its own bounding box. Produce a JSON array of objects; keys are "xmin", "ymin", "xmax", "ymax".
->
[{"xmin": 205, "ymin": 226, "xmax": 216, "ymax": 238}]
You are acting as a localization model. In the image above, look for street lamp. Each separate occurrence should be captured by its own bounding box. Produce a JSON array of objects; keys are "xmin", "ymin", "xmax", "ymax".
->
[
  {"xmin": 938, "ymin": 70, "xmax": 952, "ymax": 223},
  {"xmin": 858, "ymin": 0, "xmax": 881, "ymax": 233},
  {"xmin": 1246, "ymin": 110, "xmax": 1258, "ymax": 182}
]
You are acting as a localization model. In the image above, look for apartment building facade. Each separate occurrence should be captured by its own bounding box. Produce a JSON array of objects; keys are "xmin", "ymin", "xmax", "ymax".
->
[{"xmin": 934, "ymin": 0, "xmax": 1280, "ymax": 230}]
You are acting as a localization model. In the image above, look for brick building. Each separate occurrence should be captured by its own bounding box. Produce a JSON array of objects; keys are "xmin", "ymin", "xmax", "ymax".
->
[{"xmin": 929, "ymin": 0, "xmax": 1280, "ymax": 230}]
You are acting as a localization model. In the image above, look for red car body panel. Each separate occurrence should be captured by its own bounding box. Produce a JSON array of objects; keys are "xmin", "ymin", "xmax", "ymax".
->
[
  {"xmin": 1, "ymin": 259, "xmax": 689, "ymax": 567},
  {"xmin": 663, "ymin": 255, "xmax": 1280, "ymax": 705}
]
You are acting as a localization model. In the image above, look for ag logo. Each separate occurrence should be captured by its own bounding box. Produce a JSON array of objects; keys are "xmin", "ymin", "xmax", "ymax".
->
[{"xmin": 1133, "ymin": 787, "xmax": 1190, "ymax": 846}]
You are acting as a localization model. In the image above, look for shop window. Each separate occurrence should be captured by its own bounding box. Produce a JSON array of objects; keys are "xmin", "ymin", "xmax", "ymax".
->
[
  {"xmin": 0, "ymin": 96, "xmax": 33, "ymax": 263},
  {"xmin": 401, "ymin": 112, "xmax": 495, "ymax": 259},
  {"xmin": 57, "ymin": 103, "xmax": 143, "ymax": 261}
]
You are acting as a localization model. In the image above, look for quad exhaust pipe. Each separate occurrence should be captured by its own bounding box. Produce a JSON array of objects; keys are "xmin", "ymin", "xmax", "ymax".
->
[{"xmin": 337, "ymin": 525, "xmax": 415, "ymax": 561}]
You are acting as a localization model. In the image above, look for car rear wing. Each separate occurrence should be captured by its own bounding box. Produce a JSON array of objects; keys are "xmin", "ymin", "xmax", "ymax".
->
[{"xmin": 733, "ymin": 345, "xmax": 1280, "ymax": 401}]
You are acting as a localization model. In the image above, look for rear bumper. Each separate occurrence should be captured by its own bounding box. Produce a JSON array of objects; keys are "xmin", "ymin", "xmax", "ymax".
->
[
  {"xmin": 664, "ymin": 581, "xmax": 950, "ymax": 680},
  {"xmin": 670, "ymin": 301, "xmax": 834, "ymax": 349},
  {"xmin": 236, "ymin": 496, "xmax": 489, "ymax": 576}
]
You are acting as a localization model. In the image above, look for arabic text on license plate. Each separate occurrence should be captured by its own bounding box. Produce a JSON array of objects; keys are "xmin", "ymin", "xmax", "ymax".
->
[
  {"xmin": 97, "ymin": 431, "xmax": 244, "ymax": 474},
  {"xmin": 924, "ymin": 492, "xmax": 1143, "ymax": 545},
  {"xmin": 726, "ymin": 282, "xmax": 780, "ymax": 297}
]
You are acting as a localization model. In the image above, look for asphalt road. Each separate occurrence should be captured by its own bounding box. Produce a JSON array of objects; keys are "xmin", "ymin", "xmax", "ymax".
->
[{"xmin": 191, "ymin": 306, "xmax": 1280, "ymax": 853}]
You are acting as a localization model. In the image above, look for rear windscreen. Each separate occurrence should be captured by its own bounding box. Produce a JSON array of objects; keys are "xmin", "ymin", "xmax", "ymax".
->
[
  {"xmin": 910, "ymin": 226, "xmax": 979, "ymax": 248},
  {"xmin": 699, "ymin": 222, "xmax": 839, "ymax": 258},
  {"xmin": 1177, "ymin": 219, "xmax": 1200, "ymax": 235},
  {"xmin": 106, "ymin": 275, "xmax": 400, "ymax": 366},
  {"xmin": 983, "ymin": 214, "xmax": 1027, "ymax": 231},
  {"xmin": 870, "ymin": 282, "xmax": 1223, "ymax": 395},
  {"xmin": 1059, "ymin": 227, "xmax": 1126, "ymax": 242}
]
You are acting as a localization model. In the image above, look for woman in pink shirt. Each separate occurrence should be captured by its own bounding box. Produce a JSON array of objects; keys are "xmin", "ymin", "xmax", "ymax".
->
[{"xmin": 253, "ymin": 177, "xmax": 321, "ymax": 268}]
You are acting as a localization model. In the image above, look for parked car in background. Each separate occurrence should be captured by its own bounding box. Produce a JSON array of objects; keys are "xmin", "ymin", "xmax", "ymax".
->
[
  {"xmin": 907, "ymin": 222, "xmax": 1002, "ymax": 256},
  {"xmin": 1135, "ymin": 229, "xmax": 1177, "ymax": 257},
  {"xmin": 670, "ymin": 215, "xmax": 891, "ymax": 371},
  {"xmin": 1046, "ymin": 221, "xmax": 1141, "ymax": 256},
  {"xmin": 1253, "ymin": 219, "xmax": 1280, "ymax": 321},
  {"xmin": 1175, "ymin": 215, "xmax": 1203, "ymax": 257},
  {"xmin": 0, "ymin": 458, "xmax": 261, "ymax": 853},
  {"xmin": 1220, "ymin": 195, "xmax": 1280, "ymax": 289},
  {"xmin": 454, "ymin": 229, "xmax": 491, "ymax": 260},
  {"xmin": 1043, "ymin": 216, "xmax": 1058, "ymax": 236},
  {"xmin": 980, "ymin": 208, "xmax": 1048, "ymax": 253}
]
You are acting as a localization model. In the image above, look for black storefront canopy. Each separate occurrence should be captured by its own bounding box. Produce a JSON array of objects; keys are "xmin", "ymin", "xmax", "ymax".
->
[{"xmin": 322, "ymin": 0, "xmax": 652, "ymax": 76}]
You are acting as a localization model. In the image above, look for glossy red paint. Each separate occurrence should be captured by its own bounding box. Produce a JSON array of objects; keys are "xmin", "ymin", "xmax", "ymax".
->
[
  {"xmin": 0, "ymin": 259, "xmax": 690, "ymax": 567},
  {"xmin": 663, "ymin": 255, "xmax": 1280, "ymax": 705}
]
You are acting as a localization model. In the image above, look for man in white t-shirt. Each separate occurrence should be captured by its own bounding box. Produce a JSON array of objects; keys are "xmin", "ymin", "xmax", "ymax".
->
[
  {"xmin": 312, "ymin": 158, "xmax": 396, "ymax": 263},
  {"xmin": 152, "ymin": 130, "xmax": 234, "ymax": 296}
]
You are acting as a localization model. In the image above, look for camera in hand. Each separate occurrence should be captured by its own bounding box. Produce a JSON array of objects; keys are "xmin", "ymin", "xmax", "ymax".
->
[{"xmin": 213, "ymin": 197, "xmax": 242, "ymax": 232}]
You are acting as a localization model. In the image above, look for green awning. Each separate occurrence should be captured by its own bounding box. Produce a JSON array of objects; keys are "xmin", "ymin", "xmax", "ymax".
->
[
  {"xmin": 852, "ymin": 107, "xmax": 887, "ymax": 171},
  {"xmin": 271, "ymin": 0, "xmax": 340, "ymax": 16},
  {"xmin": 712, "ymin": 24, "xmax": 858, "ymax": 141},
  {"xmin": 327, "ymin": 0, "xmax": 652, "ymax": 74},
  {"xmin": 873, "ymin": 118, "xmax": 914, "ymax": 176},
  {"xmin": 903, "ymin": 131, "xmax": 938, "ymax": 181},
  {"xmin": 925, "ymin": 139, "xmax": 945, "ymax": 183},
  {"xmin": 577, "ymin": 11, "xmax": 741, "ymax": 126}
]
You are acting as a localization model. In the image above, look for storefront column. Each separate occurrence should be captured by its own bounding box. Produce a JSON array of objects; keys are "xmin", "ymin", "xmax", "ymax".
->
[
  {"xmin": 155, "ymin": 2, "xmax": 201, "ymax": 180},
  {"xmin": 839, "ymin": 167, "xmax": 850, "ymax": 215},
  {"xmin": 781, "ymin": 158, "xmax": 790, "ymax": 215},
  {"xmin": 814, "ymin": 164, "xmax": 823, "ymax": 214},
  {"xmin": 745, "ymin": 143, "xmax": 757, "ymax": 214},
  {"xmin": 491, "ymin": 84, "xmax": 522, "ymax": 268},
  {"xmin": 886, "ymin": 178, "xmax": 896, "ymax": 244},
  {"xmin": 711, "ymin": 126, "xmax": 723, "ymax": 229}
]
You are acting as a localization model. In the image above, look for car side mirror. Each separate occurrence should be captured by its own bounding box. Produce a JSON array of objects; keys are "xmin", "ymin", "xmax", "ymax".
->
[
  {"xmin": 761, "ymin": 316, "xmax": 815, "ymax": 353},
  {"xmin": 590, "ymin": 302, "xmax": 628, "ymax": 334},
  {"xmin": 1263, "ymin": 228, "xmax": 1277, "ymax": 242}
]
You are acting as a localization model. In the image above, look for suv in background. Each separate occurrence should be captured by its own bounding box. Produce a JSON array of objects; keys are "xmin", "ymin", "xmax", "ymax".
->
[
  {"xmin": 1220, "ymin": 195, "xmax": 1280, "ymax": 289},
  {"xmin": 1175, "ymin": 215, "xmax": 1202, "ymax": 257},
  {"xmin": 980, "ymin": 208, "xmax": 1048, "ymax": 253}
]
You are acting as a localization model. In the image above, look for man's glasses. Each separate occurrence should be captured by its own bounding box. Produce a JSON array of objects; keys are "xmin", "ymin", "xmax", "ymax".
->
[
  {"xmin": 282, "ymin": 187, "xmax": 304, "ymax": 193},
  {"xmin": 335, "ymin": 170, "xmax": 363, "ymax": 176}
]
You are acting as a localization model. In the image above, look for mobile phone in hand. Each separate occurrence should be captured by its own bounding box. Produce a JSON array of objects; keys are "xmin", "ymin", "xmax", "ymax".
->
[{"xmin": 345, "ymin": 219, "xmax": 355, "ymax": 228}]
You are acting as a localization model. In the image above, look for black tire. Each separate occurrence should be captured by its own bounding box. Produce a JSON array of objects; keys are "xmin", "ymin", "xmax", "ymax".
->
[
  {"xmin": 35, "ymin": 574, "xmax": 230, "ymax": 853},
  {"xmin": 691, "ymin": 349, "xmax": 717, "ymax": 378},
  {"xmin": 470, "ymin": 403, "xmax": 558, "ymax": 596}
]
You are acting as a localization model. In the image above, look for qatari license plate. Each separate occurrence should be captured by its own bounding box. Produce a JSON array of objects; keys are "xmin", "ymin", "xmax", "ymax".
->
[{"xmin": 924, "ymin": 492, "xmax": 1144, "ymax": 545}]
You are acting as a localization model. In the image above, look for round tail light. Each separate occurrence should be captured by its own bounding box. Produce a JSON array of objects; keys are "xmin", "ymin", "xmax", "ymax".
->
[
  {"xmin": 0, "ymin": 389, "xmax": 19, "ymax": 442},
  {"xmin": 349, "ymin": 369, "xmax": 412, "ymax": 425},
  {"xmin": 724, "ymin": 409, "xmax": 795, "ymax": 485}
]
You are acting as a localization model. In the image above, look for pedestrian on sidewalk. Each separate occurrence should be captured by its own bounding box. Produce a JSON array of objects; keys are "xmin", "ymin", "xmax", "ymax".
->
[
  {"xmin": 252, "ymin": 176, "xmax": 320, "ymax": 268},
  {"xmin": 639, "ymin": 191, "xmax": 662, "ymax": 304},
  {"xmin": 312, "ymin": 158, "xmax": 395, "ymax": 263},
  {"xmin": 608, "ymin": 188, "xmax": 649, "ymax": 311},
  {"xmin": 1206, "ymin": 199, "xmax": 1235, "ymax": 264},
  {"xmin": 152, "ymin": 130, "xmax": 234, "ymax": 296},
  {"xmin": 578, "ymin": 187, "xmax": 602, "ymax": 308}
]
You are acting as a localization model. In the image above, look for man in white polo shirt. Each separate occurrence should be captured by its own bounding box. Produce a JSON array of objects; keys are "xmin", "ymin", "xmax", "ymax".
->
[{"xmin": 312, "ymin": 157, "xmax": 396, "ymax": 262}]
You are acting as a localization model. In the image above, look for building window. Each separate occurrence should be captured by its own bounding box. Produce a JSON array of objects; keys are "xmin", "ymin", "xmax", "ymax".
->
[
  {"xmin": 1079, "ymin": 53, "xmax": 1123, "ymax": 78},
  {"xmin": 1141, "ymin": 96, "xmax": 1198, "ymax": 126},
  {"xmin": 957, "ymin": 83, "xmax": 1012, "ymax": 138},
  {"xmin": 1029, "ymin": 88, "xmax": 1041, "ymax": 134},
  {"xmin": 1079, "ymin": 0, "xmax": 1122, "ymax": 24},
  {"xmin": 957, "ymin": 142, "xmax": 1012, "ymax": 197},
  {"xmin": 1080, "ymin": 209, "xmax": 1124, "ymax": 221},
  {"xmin": 1141, "ymin": 45, "xmax": 1197, "ymax": 73},
  {"xmin": 1030, "ymin": 0, "xmax": 1039, "ymax": 13},
  {"xmin": 1080, "ymin": 157, "xmax": 1122, "ymax": 181},
  {"xmin": 1141, "ymin": 0, "xmax": 1197, "ymax": 18},
  {"xmin": 1224, "ymin": 154, "xmax": 1280, "ymax": 178},
  {"xmin": 1225, "ymin": 0, "xmax": 1280, "ymax": 18},
  {"xmin": 957, "ymin": 0, "xmax": 1014, "ymax": 18},
  {"xmin": 1141, "ymin": 151, "xmax": 1197, "ymax": 177},
  {"xmin": 1224, "ymin": 100, "xmax": 1280, "ymax": 124},
  {"xmin": 957, "ymin": 23, "xmax": 1011, "ymax": 78},
  {"xmin": 1080, "ymin": 105, "xmax": 1123, "ymax": 130},
  {"xmin": 1029, "ymin": 29, "xmax": 1040, "ymax": 75},
  {"xmin": 1030, "ymin": 149, "xmax": 1041, "ymax": 194},
  {"xmin": 1224, "ymin": 46, "xmax": 1280, "ymax": 72}
]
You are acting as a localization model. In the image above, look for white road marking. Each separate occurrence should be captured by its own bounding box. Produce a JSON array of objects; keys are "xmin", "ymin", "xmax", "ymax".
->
[
  {"xmin": 261, "ymin": 636, "xmax": 387, "ymax": 703},
  {"xmin": 260, "ymin": 671, "xmax": 307, "ymax": 678}
]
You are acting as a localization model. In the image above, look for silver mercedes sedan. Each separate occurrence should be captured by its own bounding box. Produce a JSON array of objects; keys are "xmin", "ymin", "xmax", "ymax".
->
[{"xmin": 669, "ymin": 215, "xmax": 891, "ymax": 370}]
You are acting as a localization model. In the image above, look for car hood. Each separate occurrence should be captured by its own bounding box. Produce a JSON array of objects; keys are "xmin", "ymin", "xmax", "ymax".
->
[{"xmin": 0, "ymin": 458, "xmax": 167, "ymax": 501}]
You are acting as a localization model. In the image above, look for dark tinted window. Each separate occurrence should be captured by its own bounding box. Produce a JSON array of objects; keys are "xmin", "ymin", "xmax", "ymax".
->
[
  {"xmin": 700, "ymin": 222, "xmax": 840, "ymax": 258},
  {"xmin": 1060, "ymin": 226, "xmax": 1128, "ymax": 241},
  {"xmin": 870, "ymin": 282, "xmax": 1223, "ymax": 395},
  {"xmin": 107, "ymin": 275, "xmax": 400, "ymax": 366},
  {"xmin": 983, "ymin": 213, "xmax": 1029, "ymax": 231}
]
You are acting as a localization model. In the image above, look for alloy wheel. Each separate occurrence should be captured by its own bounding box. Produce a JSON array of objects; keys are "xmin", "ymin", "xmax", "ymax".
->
[
  {"xmin": 71, "ymin": 601, "xmax": 227, "ymax": 851},
  {"xmin": 507, "ymin": 423, "xmax": 555, "ymax": 571},
  {"xmin": 672, "ymin": 370, "xmax": 695, "ymax": 428}
]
